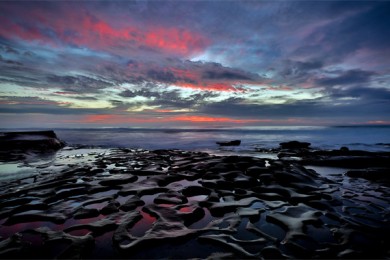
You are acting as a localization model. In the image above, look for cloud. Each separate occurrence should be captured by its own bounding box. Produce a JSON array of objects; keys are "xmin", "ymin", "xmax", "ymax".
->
[
  {"xmin": 326, "ymin": 86, "xmax": 390, "ymax": 100},
  {"xmin": 316, "ymin": 69, "xmax": 376, "ymax": 87},
  {"xmin": 147, "ymin": 70, "xmax": 177, "ymax": 83},
  {"xmin": 291, "ymin": 2, "xmax": 390, "ymax": 65},
  {"xmin": 0, "ymin": 1, "xmax": 389, "ymax": 127},
  {"xmin": 0, "ymin": 96, "xmax": 105, "ymax": 115},
  {"xmin": 0, "ymin": 3, "xmax": 209, "ymax": 57},
  {"xmin": 118, "ymin": 88, "xmax": 218, "ymax": 111},
  {"xmin": 0, "ymin": 55, "xmax": 23, "ymax": 66},
  {"xmin": 198, "ymin": 93, "xmax": 390, "ymax": 121},
  {"xmin": 202, "ymin": 70, "xmax": 253, "ymax": 81},
  {"xmin": 47, "ymin": 75, "xmax": 113, "ymax": 93}
]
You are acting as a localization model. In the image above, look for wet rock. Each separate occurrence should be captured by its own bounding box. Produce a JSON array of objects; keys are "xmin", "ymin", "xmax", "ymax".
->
[
  {"xmin": 45, "ymin": 187, "xmax": 88, "ymax": 203},
  {"xmin": 0, "ymin": 130, "xmax": 65, "ymax": 151},
  {"xmin": 100, "ymin": 200, "xmax": 120, "ymax": 215},
  {"xmin": 0, "ymin": 148, "xmax": 389, "ymax": 258},
  {"xmin": 302, "ymin": 155, "xmax": 390, "ymax": 168},
  {"xmin": 208, "ymin": 197, "xmax": 261, "ymax": 217},
  {"xmin": 178, "ymin": 206, "xmax": 205, "ymax": 226},
  {"xmin": 279, "ymin": 141, "xmax": 311, "ymax": 149},
  {"xmin": 119, "ymin": 196, "xmax": 145, "ymax": 211},
  {"xmin": 236, "ymin": 208, "xmax": 262, "ymax": 222},
  {"xmin": 181, "ymin": 186, "xmax": 211, "ymax": 197},
  {"xmin": 345, "ymin": 168, "xmax": 389, "ymax": 181},
  {"xmin": 198, "ymin": 234, "xmax": 260, "ymax": 258},
  {"xmin": 246, "ymin": 222, "xmax": 279, "ymax": 242},
  {"xmin": 261, "ymin": 246, "xmax": 287, "ymax": 259},
  {"xmin": 266, "ymin": 205, "xmax": 322, "ymax": 242},
  {"xmin": 0, "ymin": 234, "xmax": 24, "ymax": 257},
  {"xmin": 99, "ymin": 175, "xmax": 138, "ymax": 186},
  {"xmin": 112, "ymin": 211, "xmax": 143, "ymax": 244},
  {"xmin": 74, "ymin": 207, "xmax": 100, "ymax": 219},
  {"xmin": 64, "ymin": 216, "xmax": 118, "ymax": 236},
  {"xmin": 5, "ymin": 212, "xmax": 67, "ymax": 225},
  {"xmin": 31, "ymin": 227, "xmax": 94, "ymax": 259},
  {"xmin": 216, "ymin": 140, "xmax": 241, "ymax": 146},
  {"xmin": 8, "ymin": 202, "xmax": 49, "ymax": 216},
  {"xmin": 246, "ymin": 166, "xmax": 270, "ymax": 176},
  {"xmin": 154, "ymin": 192, "xmax": 188, "ymax": 205}
]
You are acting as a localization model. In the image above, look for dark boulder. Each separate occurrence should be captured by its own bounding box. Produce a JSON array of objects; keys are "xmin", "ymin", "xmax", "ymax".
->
[
  {"xmin": 0, "ymin": 130, "xmax": 66, "ymax": 151},
  {"xmin": 279, "ymin": 141, "xmax": 311, "ymax": 149},
  {"xmin": 301, "ymin": 155, "xmax": 390, "ymax": 168},
  {"xmin": 345, "ymin": 168, "xmax": 389, "ymax": 181},
  {"xmin": 216, "ymin": 140, "xmax": 241, "ymax": 146}
]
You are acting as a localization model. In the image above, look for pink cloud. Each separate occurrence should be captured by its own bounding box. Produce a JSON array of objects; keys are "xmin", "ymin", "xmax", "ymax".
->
[{"xmin": 0, "ymin": 7, "xmax": 209, "ymax": 56}]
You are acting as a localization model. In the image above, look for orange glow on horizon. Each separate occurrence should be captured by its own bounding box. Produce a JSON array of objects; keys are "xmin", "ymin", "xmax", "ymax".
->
[
  {"xmin": 81, "ymin": 114, "xmax": 266, "ymax": 124},
  {"xmin": 171, "ymin": 115, "xmax": 261, "ymax": 123}
]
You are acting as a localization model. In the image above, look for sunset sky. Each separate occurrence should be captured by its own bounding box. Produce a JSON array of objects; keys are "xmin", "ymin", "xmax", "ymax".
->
[{"xmin": 0, "ymin": 0, "xmax": 389, "ymax": 128}]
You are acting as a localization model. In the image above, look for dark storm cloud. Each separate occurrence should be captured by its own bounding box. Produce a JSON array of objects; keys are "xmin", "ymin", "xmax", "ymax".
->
[
  {"xmin": 0, "ymin": 105, "xmax": 107, "ymax": 115},
  {"xmin": 146, "ymin": 70, "xmax": 177, "ymax": 83},
  {"xmin": 118, "ymin": 87, "xmax": 218, "ymax": 110},
  {"xmin": 0, "ymin": 96, "xmax": 108, "ymax": 115},
  {"xmin": 0, "ymin": 45, "xmax": 19, "ymax": 54},
  {"xmin": 47, "ymin": 75, "xmax": 113, "ymax": 92},
  {"xmin": 199, "ymin": 96, "xmax": 390, "ymax": 120},
  {"xmin": 293, "ymin": 60, "xmax": 324, "ymax": 71},
  {"xmin": 118, "ymin": 90, "xmax": 139, "ymax": 98},
  {"xmin": 0, "ymin": 55, "xmax": 23, "ymax": 66},
  {"xmin": 338, "ymin": 3, "xmax": 390, "ymax": 50},
  {"xmin": 149, "ymin": 91, "xmax": 218, "ymax": 109},
  {"xmin": 279, "ymin": 59, "xmax": 323, "ymax": 80},
  {"xmin": 202, "ymin": 70, "xmax": 252, "ymax": 81},
  {"xmin": 292, "ymin": 2, "xmax": 390, "ymax": 63},
  {"xmin": 326, "ymin": 86, "xmax": 390, "ymax": 100},
  {"xmin": 119, "ymin": 88, "xmax": 160, "ymax": 99},
  {"xmin": 316, "ymin": 70, "xmax": 376, "ymax": 87}
]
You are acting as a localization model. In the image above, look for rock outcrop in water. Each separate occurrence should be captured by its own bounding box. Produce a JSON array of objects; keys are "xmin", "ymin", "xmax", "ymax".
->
[
  {"xmin": 216, "ymin": 140, "xmax": 241, "ymax": 146},
  {"xmin": 279, "ymin": 140, "xmax": 311, "ymax": 150},
  {"xmin": 0, "ymin": 130, "xmax": 65, "ymax": 152}
]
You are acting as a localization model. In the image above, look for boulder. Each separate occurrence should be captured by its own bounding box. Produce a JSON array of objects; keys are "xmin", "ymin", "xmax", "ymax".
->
[
  {"xmin": 216, "ymin": 140, "xmax": 241, "ymax": 146},
  {"xmin": 0, "ymin": 130, "xmax": 65, "ymax": 151},
  {"xmin": 279, "ymin": 141, "xmax": 311, "ymax": 149},
  {"xmin": 345, "ymin": 168, "xmax": 389, "ymax": 181}
]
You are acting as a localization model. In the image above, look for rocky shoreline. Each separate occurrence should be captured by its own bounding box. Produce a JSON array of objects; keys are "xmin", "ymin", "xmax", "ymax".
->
[{"xmin": 0, "ymin": 140, "xmax": 389, "ymax": 258}]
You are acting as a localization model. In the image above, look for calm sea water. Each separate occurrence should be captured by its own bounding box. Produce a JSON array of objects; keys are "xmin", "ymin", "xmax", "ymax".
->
[{"xmin": 50, "ymin": 125, "xmax": 390, "ymax": 153}]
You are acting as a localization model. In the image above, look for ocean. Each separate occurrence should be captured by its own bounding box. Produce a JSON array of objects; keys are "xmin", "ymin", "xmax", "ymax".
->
[{"xmin": 51, "ymin": 125, "xmax": 390, "ymax": 154}]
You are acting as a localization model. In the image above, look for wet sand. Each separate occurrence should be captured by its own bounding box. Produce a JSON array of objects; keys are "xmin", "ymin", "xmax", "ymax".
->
[{"xmin": 0, "ymin": 147, "xmax": 389, "ymax": 258}]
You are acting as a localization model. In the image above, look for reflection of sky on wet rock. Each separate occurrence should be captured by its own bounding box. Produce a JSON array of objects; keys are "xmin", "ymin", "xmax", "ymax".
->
[{"xmin": 0, "ymin": 148, "xmax": 389, "ymax": 258}]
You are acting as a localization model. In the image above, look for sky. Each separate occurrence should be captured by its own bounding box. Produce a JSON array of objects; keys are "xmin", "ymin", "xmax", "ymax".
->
[{"xmin": 0, "ymin": 0, "xmax": 389, "ymax": 128}]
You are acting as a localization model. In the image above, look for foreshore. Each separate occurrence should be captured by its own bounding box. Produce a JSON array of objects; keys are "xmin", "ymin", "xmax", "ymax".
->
[{"xmin": 0, "ymin": 143, "xmax": 389, "ymax": 258}]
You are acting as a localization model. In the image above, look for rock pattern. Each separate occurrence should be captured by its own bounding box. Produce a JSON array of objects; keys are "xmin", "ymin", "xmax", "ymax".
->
[
  {"xmin": 276, "ymin": 147, "xmax": 390, "ymax": 177},
  {"xmin": 0, "ymin": 148, "xmax": 389, "ymax": 258}
]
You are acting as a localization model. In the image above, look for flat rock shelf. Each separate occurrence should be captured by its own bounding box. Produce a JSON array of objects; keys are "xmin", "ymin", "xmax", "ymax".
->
[{"xmin": 0, "ymin": 148, "xmax": 389, "ymax": 259}]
